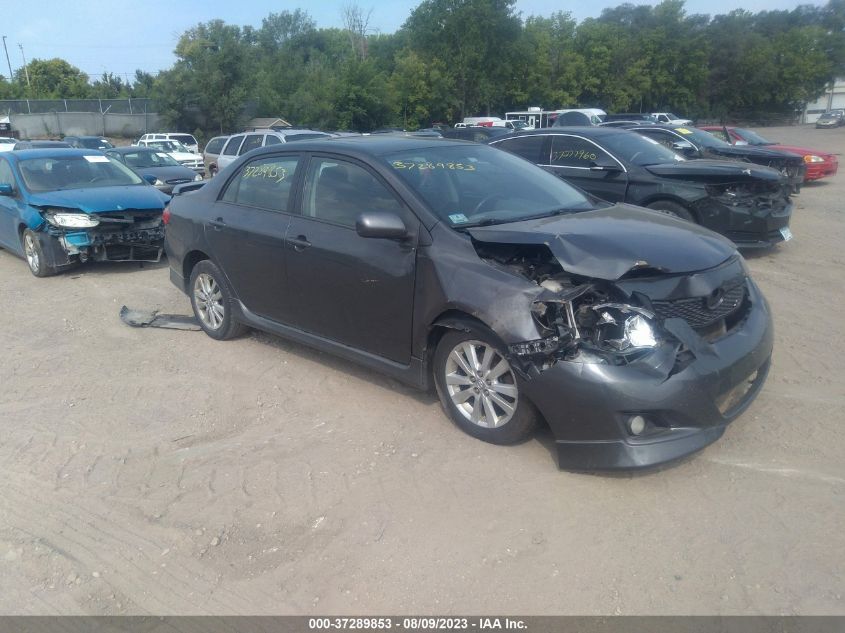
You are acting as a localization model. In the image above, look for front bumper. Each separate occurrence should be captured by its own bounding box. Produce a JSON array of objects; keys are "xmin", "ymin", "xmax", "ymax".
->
[
  {"xmin": 519, "ymin": 281, "xmax": 773, "ymax": 470},
  {"xmin": 41, "ymin": 221, "xmax": 164, "ymax": 266}
]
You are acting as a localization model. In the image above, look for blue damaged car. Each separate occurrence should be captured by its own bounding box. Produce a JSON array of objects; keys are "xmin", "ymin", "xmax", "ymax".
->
[{"xmin": 0, "ymin": 148, "xmax": 170, "ymax": 276}]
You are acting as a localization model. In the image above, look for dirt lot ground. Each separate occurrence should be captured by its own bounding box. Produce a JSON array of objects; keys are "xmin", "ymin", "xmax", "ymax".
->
[{"xmin": 0, "ymin": 126, "xmax": 843, "ymax": 615}]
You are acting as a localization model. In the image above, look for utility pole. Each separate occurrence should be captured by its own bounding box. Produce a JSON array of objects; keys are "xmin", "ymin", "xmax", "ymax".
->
[
  {"xmin": 1, "ymin": 36, "xmax": 12, "ymax": 81},
  {"xmin": 18, "ymin": 43, "xmax": 30, "ymax": 88}
]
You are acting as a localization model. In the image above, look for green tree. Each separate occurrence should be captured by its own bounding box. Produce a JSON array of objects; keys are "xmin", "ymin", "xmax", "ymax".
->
[{"xmin": 19, "ymin": 58, "xmax": 89, "ymax": 98}]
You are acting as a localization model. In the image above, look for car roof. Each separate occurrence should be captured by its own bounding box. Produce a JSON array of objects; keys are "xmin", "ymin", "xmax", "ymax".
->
[
  {"xmin": 497, "ymin": 127, "xmax": 632, "ymax": 138},
  {"xmin": 108, "ymin": 146, "xmax": 158, "ymax": 153},
  {"xmin": 6, "ymin": 148, "xmax": 106, "ymax": 161},
  {"xmin": 239, "ymin": 135, "xmax": 471, "ymax": 158}
]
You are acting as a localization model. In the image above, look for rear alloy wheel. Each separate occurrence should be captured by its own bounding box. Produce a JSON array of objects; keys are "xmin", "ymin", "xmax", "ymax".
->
[
  {"xmin": 646, "ymin": 200, "xmax": 696, "ymax": 223},
  {"xmin": 434, "ymin": 329, "xmax": 540, "ymax": 445},
  {"xmin": 22, "ymin": 229, "xmax": 56, "ymax": 277},
  {"xmin": 189, "ymin": 260, "xmax": 247, "ymax": 340}
]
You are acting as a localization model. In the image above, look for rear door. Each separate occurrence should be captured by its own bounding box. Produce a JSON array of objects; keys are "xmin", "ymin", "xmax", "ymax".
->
[
  {"xmin": 0, "ymin": 157, "xmax": 21, "ymax": 250},
  {"xmin": 546, "ymin": 134, "xmax": 628, "ymax": 202},
  {"xmin": 204, "ymin": 153, "xmax": 303, "ymax": 321},
  {"xmin": 284, "ymin": 155, "xmax": 419, "ymax": 363}
]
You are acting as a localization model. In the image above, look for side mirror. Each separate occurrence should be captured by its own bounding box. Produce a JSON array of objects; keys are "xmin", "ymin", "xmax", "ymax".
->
[
  {"xmin": 0, "ymin": 183, "xmax": 14, "ymax": 196},
  {"xmin": 672, "ymin": 141, "xmax": 698, "ymax": 157},
  {"xmin": 356, "ymin": 212, "xmax": 408, "ymax": 239},
  {"xmin": 589, "ymin": 159, "xmax": 622, "ymax": 172},
  {"xmin": 143, "ymin": 174, "xmax": 158, "ymax": 185}
]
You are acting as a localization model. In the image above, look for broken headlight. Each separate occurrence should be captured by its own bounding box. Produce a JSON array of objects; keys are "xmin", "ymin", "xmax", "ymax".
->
[
  {"xmin": 43, "ymin": 210, "xmax": 100, "ymax": 228},
  {"xmin": 589, "ymin": 304, "xmax": 660, "ymax": 351}
]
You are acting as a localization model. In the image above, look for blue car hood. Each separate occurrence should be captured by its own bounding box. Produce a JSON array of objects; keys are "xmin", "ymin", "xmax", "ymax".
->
[{"xmin": 28, "ymin": 185, "xmax": 169, "ymax": 213}]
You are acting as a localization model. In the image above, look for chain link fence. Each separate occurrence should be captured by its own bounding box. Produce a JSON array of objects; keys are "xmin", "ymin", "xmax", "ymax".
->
[{"xmin": 0, "ymin": 98, "xmax": 156, "ymax": 115}]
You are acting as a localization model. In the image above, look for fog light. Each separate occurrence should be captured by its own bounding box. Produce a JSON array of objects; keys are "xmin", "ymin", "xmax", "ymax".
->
[{"xmin": 628, "ymin": 415, "xmax": 647, "ymax": 436}]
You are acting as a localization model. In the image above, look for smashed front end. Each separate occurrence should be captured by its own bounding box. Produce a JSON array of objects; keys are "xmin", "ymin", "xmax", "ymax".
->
[
  {"xmin": 36, "ymin": 208, "xmax": 164, "ymax": 268},
  {"xmin": 472, "ymin": 240, "xmax": 773, "ymax": 469}
]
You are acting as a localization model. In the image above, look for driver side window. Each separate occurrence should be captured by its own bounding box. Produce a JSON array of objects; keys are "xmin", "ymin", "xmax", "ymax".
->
[
  {"xmin": 549, "ymin": 136, "xmax": 611, "ymax": 168},
  {"xmin": 0, "ymin": 159, "xmax": 15, "ymax": 188}
]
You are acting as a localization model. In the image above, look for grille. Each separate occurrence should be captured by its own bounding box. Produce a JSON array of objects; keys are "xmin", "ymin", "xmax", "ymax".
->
[
  {"xmin": 166, "ymin": 178, "xmax": 193, "ymax": 185},
  {"xmin": 652, "ymin": 281, "xmax": 747, "ymax": 329}
]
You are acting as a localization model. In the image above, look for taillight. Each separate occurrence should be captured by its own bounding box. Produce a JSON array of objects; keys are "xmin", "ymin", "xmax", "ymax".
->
[{"xmin": 162, "ymin": 206, "xmax": 171, "ymax": 225}]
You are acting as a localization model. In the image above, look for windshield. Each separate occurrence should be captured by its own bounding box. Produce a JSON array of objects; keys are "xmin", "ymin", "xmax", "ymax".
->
[
  {"xmin": 385, "ymin": 144, "xmax": 597, "ymax": 228},
  {"xmin": 170, "ymin": 134, "xmax": 196, "ymax": 146},
  {"xmin": 18, "ymin": 155, "xmax": 144, "ymax": 192},
  {"xmin": 665, "ymin": 113, "xmax": 681, "ymax": 121},
  {"xmin": 79, "ymin": 138, "xmax": 114, "ymax": 149},
  {"xmin": 148, "ymin": 140, "xmax": 188, "ymax": 153},
  {"xmin": 120, "ymin": 150, "xmax": 180, "ymax": 168},
  {"xmin": 670, "ymin": 126, "xmax": 730, "ymax": 149},
  {"xmin": 601, "ymin": 131, "xmax": 685, "ymax": 166},
  {"xmin": 734, "ymin": 128, "xmax": 775, "ymax": 145}
]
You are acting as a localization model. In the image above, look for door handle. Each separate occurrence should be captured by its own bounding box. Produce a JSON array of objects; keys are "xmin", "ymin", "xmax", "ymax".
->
[
  {"xmin": 288, "ymin": 235, "xmax": 311, "ymax": 251},
  {"xmin": 209, "ymin": 217, "xmax": 226, "ymax": 231}
]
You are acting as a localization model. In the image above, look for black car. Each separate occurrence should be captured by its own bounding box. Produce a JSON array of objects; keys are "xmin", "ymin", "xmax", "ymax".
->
[
  {"xmin": 106, "ymin": 147, "xmax": 201, "ymax": 194},
  {"xmin": 164, "ymin": 137, "xmax": 773, "ymax": 470},
  {"xmin": 487, "ymin": 128, "xmax": 793, "ymax": 248},
  {"xmin": 624, "ymin": 124, "xmax": 806, "ymax": 191},
  {"xmin": 63, "ymin": 136, "xmax": 114, "ymax": 150}
]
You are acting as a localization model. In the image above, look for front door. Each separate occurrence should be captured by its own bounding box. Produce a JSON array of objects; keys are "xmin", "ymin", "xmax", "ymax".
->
[{"xmin": 284, "ymin": 156, "xmax": 418, "ymax": 364}]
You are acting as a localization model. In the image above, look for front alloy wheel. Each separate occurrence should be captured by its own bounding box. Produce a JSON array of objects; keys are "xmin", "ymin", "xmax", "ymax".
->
[
  {"xmin": 434, "ymin": 329, "xmax": 540, "ymax": 445},
  {"xmin": 22, "ymin": 229, "xmax": 56, "ymax": 277},
  {"xmin": 445, "ymin": 340, "xmax": 518, "ymax": 428}
]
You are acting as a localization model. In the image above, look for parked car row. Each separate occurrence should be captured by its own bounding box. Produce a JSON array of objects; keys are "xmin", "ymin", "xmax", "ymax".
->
[{"xmin": 0, "ymin": 122, "xmax": 834, "ymax": 470}]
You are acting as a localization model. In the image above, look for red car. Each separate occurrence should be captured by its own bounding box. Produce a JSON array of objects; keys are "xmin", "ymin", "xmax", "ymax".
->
[{"xmin": 701, "ymin": 126, "xmax": 838, "ymax": 182}]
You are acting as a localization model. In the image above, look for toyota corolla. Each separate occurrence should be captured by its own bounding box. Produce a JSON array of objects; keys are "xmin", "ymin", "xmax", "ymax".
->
[{"xmin": 164, "ymin": 137, "xmax": 773, "ymax": 469}]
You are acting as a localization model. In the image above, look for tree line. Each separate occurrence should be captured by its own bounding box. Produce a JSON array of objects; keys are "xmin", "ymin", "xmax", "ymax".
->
[{"xmin": 1, "ymin": 0, "xmax": 844, "ymax": 135}]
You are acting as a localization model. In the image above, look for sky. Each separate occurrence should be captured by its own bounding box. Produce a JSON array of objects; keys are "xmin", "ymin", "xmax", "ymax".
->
[{"xmin": 1, "ymin": 0, "xmax": 828, "ymax": 82}]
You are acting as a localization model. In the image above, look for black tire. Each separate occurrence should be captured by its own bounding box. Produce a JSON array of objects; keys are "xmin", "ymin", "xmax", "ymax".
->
[
  {"xmin": 22, "ymin": 229, "xmax": 57, "ymax": 277},
  {"xmin": 189, "ymin": 260, "xmax": 247, "ymax": 340},
  {"xmin": 646, "ymin": 200, "xmax": 696, "ymax": 223},
  {"xmin": 433, "ymin": 327, "xmax": 540, "ymax": 445}
]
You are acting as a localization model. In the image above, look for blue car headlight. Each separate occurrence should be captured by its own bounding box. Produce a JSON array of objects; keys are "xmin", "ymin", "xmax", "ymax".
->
[{"xmin": 43, "ymin": 210, "xmax": 100, "ymax": 228}]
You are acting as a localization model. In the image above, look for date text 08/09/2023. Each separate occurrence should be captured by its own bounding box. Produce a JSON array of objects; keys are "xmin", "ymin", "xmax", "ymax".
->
[{"xmin": 308, "ymin": 617, "xmax": 528, "ymax": 630}]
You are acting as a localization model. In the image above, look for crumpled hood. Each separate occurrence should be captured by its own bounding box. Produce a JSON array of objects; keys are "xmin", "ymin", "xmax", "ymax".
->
[
  {"xmin": 130, "ymin": 165, "xmax": 199, "ymax": 182},
  {"xmin": 28, "ymin": 185, "xmax": 169, "ymax": 213},
  {"xmin": 468, "ymin": 204, "xmax": 737, "ymax": 281},
  {"xmin": 646, "ymin": 159, "xmax": 783, "ymax": 183}
]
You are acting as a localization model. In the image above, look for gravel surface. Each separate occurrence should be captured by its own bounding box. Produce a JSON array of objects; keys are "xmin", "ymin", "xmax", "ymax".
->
[{"xmin": 0, "ymin": 125, "xmax": 843, "ymax": 615}]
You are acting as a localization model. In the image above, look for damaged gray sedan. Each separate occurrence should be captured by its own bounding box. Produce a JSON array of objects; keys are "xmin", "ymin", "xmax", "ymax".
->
[{"xmin": 165, "ymin": 137, "xmax": 772, "ymax": 469}]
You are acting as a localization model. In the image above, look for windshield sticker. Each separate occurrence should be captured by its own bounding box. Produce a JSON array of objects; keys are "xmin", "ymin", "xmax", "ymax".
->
[
  {"xmin": 83, "ymin": 155, "xmax": 110, "ymax": 163},
  {"xmin": 448, "ymin": 213, "xmax": 469, "ymax": 224},
  {"xmin": 552, "ymin": 149, "xmax": 597, "ymax": 162},
  {"xmin": 391, "ymin": 160, "xmax": 476, "ymax": 171},
  {"xmin": 675, "ymin": 127, "xmax": 692, "ymax": 135},
  {"xmin": 243, "ymin": 164, "xmax": 287, "ymax": 183}
]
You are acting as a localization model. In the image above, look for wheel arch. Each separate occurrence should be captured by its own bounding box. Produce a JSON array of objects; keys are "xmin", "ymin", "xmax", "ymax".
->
[
  {"xmin": 182, "ymin": 249, "xmax": 211, "ymax": 290},
  {"xmin": 639, "ymin": 196, "xmax": 700, "ymax": 223},
  {"xmin": 423, "ymin": 310, "xmax": 498, "ymax": 387}
]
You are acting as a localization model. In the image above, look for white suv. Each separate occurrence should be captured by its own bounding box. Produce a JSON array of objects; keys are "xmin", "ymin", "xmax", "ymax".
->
[
  {"xmin": 215, "ymin": 129, "xmax": 332, "ymax": 172},
  {"xmin": 137, "ymin": 133, "xmax": 199, "ymax": 153},
  {"xmin": 135, "ymin": 139, "xmax": 204, "ymax": 174}
]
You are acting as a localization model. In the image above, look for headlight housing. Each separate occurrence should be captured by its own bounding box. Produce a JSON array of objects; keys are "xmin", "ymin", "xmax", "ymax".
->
[
  {"xmin": 194, "ymin": 174, "xmax": 203, "ymax": 181},
  {"xmin": 154, "ymin": 178, "xmax": 165, "ymax": 186},
  {"xmin": 591, "ymin": 304, "xmax": 660, "ymax": 351},
  {"xmin": 43, "ymin": 210, "xmax": 100, "ymax": 228},
  {"xmin": 804, "ymin": 154, "xmax": 825, "ymax": 163}
]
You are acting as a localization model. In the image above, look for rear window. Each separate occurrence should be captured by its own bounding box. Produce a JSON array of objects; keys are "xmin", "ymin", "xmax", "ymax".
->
[
  {"xmin": 204, "ymin": 138, "xmax": 226, "ymax": 155},
  {"xmin": 170, "ymin": 134, "xmax": 197, "ymax": 146}
]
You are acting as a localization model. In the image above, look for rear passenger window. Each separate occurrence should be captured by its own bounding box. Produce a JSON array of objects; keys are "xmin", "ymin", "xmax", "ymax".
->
[
  {"xmin": 222, "ymin": 136, "xmax": 243, "ymax": 156},
  {"xmin": 492, "ymin": 136, "xmax": 547, "ymax": 163},
  {"xmin": 205, "ymin": 138, "xmax": 225, "ymax": 154},
  {"xmin": 221, "ymin": 156, "xmax": 299, "ymax": 213},
  {"xmin": 549, "ymin": 136, "xmax": 610, "ymax": 167},
  {"xmin": 239, "ymin": 134, "xmax": 264, "ymax": 155},
  {"xmin": 264, "ymin": 135, "xmax": 281, "ymax": 146}
]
